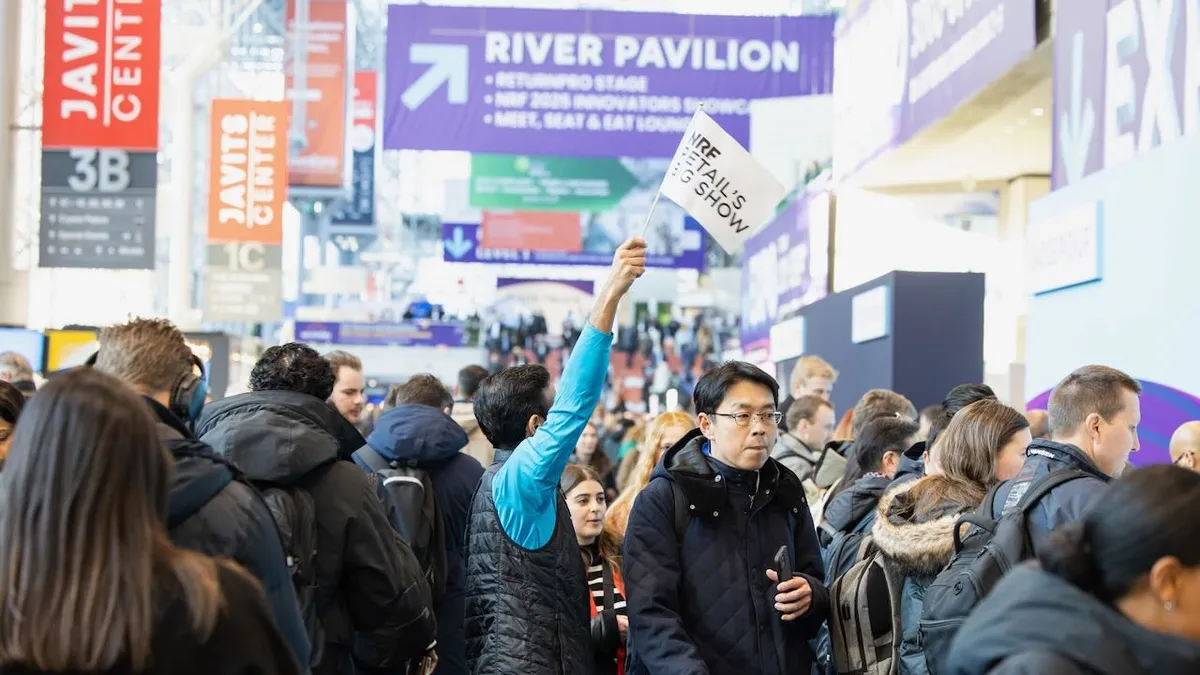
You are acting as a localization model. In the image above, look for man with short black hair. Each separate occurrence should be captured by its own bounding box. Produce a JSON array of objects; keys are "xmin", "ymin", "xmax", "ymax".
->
[
  {"xmin": 452, "ymin": 365, "xmax": 493, "ymax": 466},
  {"xmin": 894, "ymin": 383, "xmax": 997, "ymax": 487},
  {"xmin": 464, "ymin": 239, "xmax": 646, "ymax": 675},
  {"xmin": 359, "ymin": 372, "xmax": 483, "ymax": 675},
  {"xmin": 773, "ymin": 395, "xmax": 834, "ymax": 483},
  {"xmin": 624, "ymin": 362, "xmax": 828, "ymax": 675},
  {"xmin": 199, "ymin": 343, "xmax": 437, "ymax": 675},
  {"xmin": 991, "ymin": 365, "xmax": 1142, "ymax": 554},
  {"xmin": 325, "ymin": 350, "xmax": 366, "ymax": 425},
  {"xmin": 94, "ymin": 318, "xmax": 310, "ymax": 667}
]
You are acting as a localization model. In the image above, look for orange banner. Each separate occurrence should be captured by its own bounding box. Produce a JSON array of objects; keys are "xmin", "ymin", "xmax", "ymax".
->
[
  {"xmin": 481, "ymin": 211, "xmax": 583, "ymax": 252},
  {"xmin": 286, "ymin": 0, "xmax": 350, "ymax": 188},
  {"xmin": 208, "ymin": 99, "xmax": 289, "ymax": 244}
]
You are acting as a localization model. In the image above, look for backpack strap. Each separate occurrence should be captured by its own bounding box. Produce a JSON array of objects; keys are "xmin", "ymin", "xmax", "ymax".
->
[
  {"xmin": 953, "ymin": 480, "xmax": 1007, "ymax": 552},
  {"xmin": 670, "ymin": 479, "xmax": 690, "ymax": 542},
  {"xmin": 1015, "ymin": 468, "xmax": 1092, "ymax": 514},
  {"xmin": 353, "ymin": 446, "xmax": 392, "ymax": 472}
]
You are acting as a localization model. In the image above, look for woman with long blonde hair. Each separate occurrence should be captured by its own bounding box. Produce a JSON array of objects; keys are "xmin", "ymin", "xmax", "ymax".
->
[
  {"xmin": 607, "ymin": 411, "xmax": 696, "ymax": 537},
  {"xmin": 0, "ymin": 369, "xmax": 300, "ymax": 675}
]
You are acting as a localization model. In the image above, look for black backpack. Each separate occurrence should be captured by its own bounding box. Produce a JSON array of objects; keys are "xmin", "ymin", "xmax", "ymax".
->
[
  {"xmin": 259, "ymin": 483, "xmax": 324, "ymax": 667},
  {"xmin": 354, "ymin": 447, "xmax": 448, "ymax": 602},
  {"xmin": 919, "ymin": 468, "xmax": 1089, "ymax": 674}
]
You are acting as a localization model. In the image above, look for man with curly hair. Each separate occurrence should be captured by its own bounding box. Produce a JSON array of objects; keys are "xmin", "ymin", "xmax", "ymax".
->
[{"xmin": 197, "ymin": 343, "xmax": 437, "ymax": 675}]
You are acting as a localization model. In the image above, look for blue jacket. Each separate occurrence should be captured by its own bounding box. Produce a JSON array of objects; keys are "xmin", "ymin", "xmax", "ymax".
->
[
  {"xmin": 492, "ymin": 323, "xmax": 612, "ymax": 550},
  {"xmin": 623, "ymin": 430, "xmax": 829, "ymax": 675},
  {"xmin": 989, "ymin": 439, "xmax": 1111, "ymax": 555},
  {"xmin": 360, "ymin": 404, "xmax": 484, "ymax": 675}
]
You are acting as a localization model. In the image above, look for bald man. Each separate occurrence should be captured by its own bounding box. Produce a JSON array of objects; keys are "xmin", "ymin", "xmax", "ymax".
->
[
  {"xmin": 1025, "ymin": 409, "xmax": 1049, "ymax": 439},
  {"xmin": 1169, "ymin": 421, "xmax": 1200, "ymax": 470}
]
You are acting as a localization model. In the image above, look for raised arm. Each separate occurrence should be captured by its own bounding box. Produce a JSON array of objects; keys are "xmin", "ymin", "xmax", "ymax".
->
[{"xmin": 493, "ymin": 239, "xmax": 647, "ymax": 550}]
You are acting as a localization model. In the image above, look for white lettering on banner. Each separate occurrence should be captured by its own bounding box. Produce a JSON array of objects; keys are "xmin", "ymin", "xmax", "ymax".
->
[
  {"xmin": 909, "ymin": 0, "xmax": 978, "ymax": 62},
  {"xmin": 658, "ymin": 110, "xmax": 787, "ymax": 254},
  {"xmin": 907, "ymin": 5, "xmax": 1005, "ymax": 105},
  {"xmin": 1105, "ymin": 1, "xmax": 1139, "ymax": 169},
  {"xmin": 484, "ymin": 32, "xmax": 801, "ymax": 73},
  {"xmin": 58, "ymin": 0, "xmax": 147, "ymax": 126},
  {"xmin": 1138, "ymin": 0, "xmax": 1181, "ymax": 151},
  {"xmin": 217, "ymin": 112, "xmax": 279, "ymax": 232},
  {"xmin": 1027, "ymin": 201, "xmax": 1102, "ymax": 295}
]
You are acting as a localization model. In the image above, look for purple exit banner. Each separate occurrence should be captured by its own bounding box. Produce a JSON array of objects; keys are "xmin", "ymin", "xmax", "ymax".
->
[
  {"xmin": 384, "ymin": 6, "xmax": 835, "ymax": 158},
  {"xmin": 1053, "ymin": 0, "xmax": 1200, "ymax": 188}
]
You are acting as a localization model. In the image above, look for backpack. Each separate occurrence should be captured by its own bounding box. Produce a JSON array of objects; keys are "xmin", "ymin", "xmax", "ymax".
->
[
  {"xmin": 259, "ymin": 484, "xmax": 324, "ymax": 667},
  {"xmin": 354, "ymin": 447, "xmax": 448, "ymax": 602},
  {"xmin": 827, "ymin": 536, "xmax": 905, "ymax": 675},
  {"xmin": 919, "ymin": 468, "xmax": 1090, "ymax": 675}
]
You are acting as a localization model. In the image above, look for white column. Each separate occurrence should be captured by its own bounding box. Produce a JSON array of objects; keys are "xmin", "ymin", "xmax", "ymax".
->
[{"xmin": 0, "ymin": 0, "xmax": 29, "ymax": 324}]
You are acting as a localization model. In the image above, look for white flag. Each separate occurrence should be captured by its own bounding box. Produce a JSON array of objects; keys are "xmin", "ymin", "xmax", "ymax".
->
[{"xmin": 658, "ymin": 110, "xmax": 787, "ymax": 254}]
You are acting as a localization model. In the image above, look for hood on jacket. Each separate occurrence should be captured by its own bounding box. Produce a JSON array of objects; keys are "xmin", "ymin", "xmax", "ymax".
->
[
  {"xmin": 195, "ymin": 389, "xmax": 342, "ymax": 484},
  {"xmin": 367, "ymin": 404, "xmax": 470, "ymax": 465},
  {"xmin": 892, "ymin": 441, "xmax": 927, "ymax": 485},
  {"xmin": 822, "ymin": 473, "xmax": 892, "ymax": 534},
  {"xmin": 146, "ymin": 397, "xmax": 236, "ymax": 529},
  {"xmin": 871, "ymin": 477, "xmax": 976, "ymax": 578},
  {"xmin": 652, "ymin": 428, "xmax": 805, "ymax": 520},
  {"xmin": 950, "ymin": 566, "xmax": 1200, "ymax": 675},
  {"xmin": 450, "ymin": 400, "xmax": 480, "ymax": 436}
]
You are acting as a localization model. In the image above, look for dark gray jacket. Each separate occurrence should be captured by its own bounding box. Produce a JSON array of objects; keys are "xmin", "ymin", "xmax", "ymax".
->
[
  {"xmin": 948, "ymin": 566, "xmax": 1200, "ymax": 674},
  {"xmin": 989, "ymin": 439, "xmax": 1110, "ymax": 555}
]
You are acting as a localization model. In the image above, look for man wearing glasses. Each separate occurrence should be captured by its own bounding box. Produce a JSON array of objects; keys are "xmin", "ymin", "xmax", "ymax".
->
[{"xmin": 623, "ymin": 362, "xmax": 828, "ymax": 675}]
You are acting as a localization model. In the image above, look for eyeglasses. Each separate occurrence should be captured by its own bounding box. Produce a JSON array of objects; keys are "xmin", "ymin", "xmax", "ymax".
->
[{"xmin": 710, "ymin": 411, "xmax": 783, "ymax": 427}]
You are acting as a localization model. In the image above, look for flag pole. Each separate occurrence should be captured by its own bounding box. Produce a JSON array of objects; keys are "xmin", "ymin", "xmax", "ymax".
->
[{"xmin": 641, "ymin": 102, "xmax": 704, "ymax": 240}]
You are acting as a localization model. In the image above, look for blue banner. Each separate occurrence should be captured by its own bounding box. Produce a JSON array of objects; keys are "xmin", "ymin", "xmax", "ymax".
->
[{"xmin": 441, "ymin": 220, "xmax": 705, "ymax": 268}]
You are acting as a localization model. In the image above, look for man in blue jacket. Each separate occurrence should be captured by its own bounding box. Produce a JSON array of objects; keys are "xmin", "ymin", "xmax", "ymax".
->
[
  {"xmin": 992, "ymin": 364, "xmax": 1141, "ymax": 553},
  {"xmin": 623, "ymin": 361, "xmax": 829, "ymax": 675},
  {"xmin": 463, "ymin": 239, "xmax": 645, "ymax": 675},
  {"xmin": 357, "ymin": 373, "xmax": 484, "ymax": 675}
]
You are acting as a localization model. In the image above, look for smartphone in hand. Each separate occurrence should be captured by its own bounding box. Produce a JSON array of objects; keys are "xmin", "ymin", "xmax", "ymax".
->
[{"xmin": 773, "ymin": 545, "xmax": 793, "ymax": 583}]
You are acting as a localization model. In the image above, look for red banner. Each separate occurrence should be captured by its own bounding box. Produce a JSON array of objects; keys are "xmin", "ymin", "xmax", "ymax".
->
[
  {"xmin": 208, "ymin": 99, "xmax": 289, "ymax": 245},
  {"xmin": 43, "ymin": 0, "xmax": 162, "ymax": 150},
  {"xmin": 286, "ymin": 0, "xmax": 350, "ymax": 188}
]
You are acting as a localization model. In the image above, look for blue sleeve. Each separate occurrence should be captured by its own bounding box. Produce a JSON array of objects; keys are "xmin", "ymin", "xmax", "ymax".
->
[
  {"xmin": 622, "ymin": 479, "xmax": 709, "ymax": 675},
  {"xmin": 493, "ymin": 322, "xmax": 612, "ymax": 549}
]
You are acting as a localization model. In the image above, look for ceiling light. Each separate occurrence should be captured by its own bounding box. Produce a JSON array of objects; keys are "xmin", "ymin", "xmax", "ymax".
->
[{"xmin": 1032, "ymin": 107, "xmax": 1045, "ymax": 117}]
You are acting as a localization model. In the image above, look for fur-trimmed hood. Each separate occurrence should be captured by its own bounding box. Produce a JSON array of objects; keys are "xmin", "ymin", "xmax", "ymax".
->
[{"xmin": 870, "ymin": 478, "xmax": 976, "ymax": 578}]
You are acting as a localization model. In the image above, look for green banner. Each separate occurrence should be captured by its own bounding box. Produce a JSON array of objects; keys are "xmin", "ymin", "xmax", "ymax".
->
[{"xmin": 469, "ymin": 154, "xmax": 639, "ymax": 211}]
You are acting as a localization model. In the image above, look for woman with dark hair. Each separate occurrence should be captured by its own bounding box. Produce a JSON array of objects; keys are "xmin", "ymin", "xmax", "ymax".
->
[
  {"xmin": 0, "ymin": 380, "xmax": 23, "ymax": 462},
  {"xmin": 871, "ymin": 398, "xmax": 1031, "ymax": 675},
  {"xmin": 949, "ymin": 464, "xmax": 1200, "ymax": 674},
  {"xmin": 561, "ymin": 464, "xmax": 627, "ymax": 675},
  {"xmin": 0, "ymin": 369, "xmax": 301, "ymax": 675}
]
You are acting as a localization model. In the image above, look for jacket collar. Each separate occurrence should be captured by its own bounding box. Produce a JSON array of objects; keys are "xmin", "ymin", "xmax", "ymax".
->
[
  {"xmin": 872, "ymin": 478, "xmax": 974, "ymax": 577},
  {"xmin": 145, "ymin": 395, "xmax": 193, "ymax": 439},
  {"xmin": 660, "ymin": 429, "xmax": 805, "ymax": 521},
  {"xmin": 1026, "ymin": 439, "xmax": 1111, "ymax": 481}
]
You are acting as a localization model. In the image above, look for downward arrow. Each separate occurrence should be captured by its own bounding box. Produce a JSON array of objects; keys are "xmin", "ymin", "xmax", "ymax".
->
[
  {"xmin": 444, "ymin": 226, "xmax": 474, "ymax": 259},
  {"xmin": 402, "ymin": 44, "xmax": 469, "ymax": 110},
  {"xmin": 1059, "ymin": 31, "xmax": 1096, "ymax": 185}
]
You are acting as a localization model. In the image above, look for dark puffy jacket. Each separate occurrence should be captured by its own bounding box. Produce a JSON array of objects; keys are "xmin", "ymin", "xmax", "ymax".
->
[
  {"xmin": 149, "ymin": 397, "xmax": 311, "ymax": 668},
  {"xmin": 871, "ymin": 478, "xmax": 978, "ymax": 675},
  {"xmin": 360, "ymin": 404, "xmax": 484, "ymax": 675},
  {"xmin": 948, "ymin": 566, "xmax": 1200, "ymax": 674},
  {"xmin": 623, "ymin": 430, "xmax": 829, "ymax": 675},
  {"xmin": 197, "ymin": 390, "xmax": 436, "ymax": 675},
  {"xmin": 989, "ymin": 439, "xmax": 1111, "ymax": 555},
  {"xmin": 819, "ymin": 473, "xmax": 892, "ymax": 547},
  {"xmin": 464, "ymin": 450, "xmax": 593, "ymax": 675},
  {"xmin": 890, "ymin": 441, "xmax": 927, "ymax": 488}
]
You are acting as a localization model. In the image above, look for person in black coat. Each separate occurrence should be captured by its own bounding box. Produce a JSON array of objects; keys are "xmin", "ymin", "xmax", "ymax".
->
[
  {"xmin": 0, "ymin": 368, "xmax": 302, "ymax": 675},
  {"xmin": 198, "ymin": 344, "xmax": 436, "ymax": 675},
  {"xmin": 623, "ymin": 362, "xmax": 829, "ymax": 675},
  {"xmin": 92, "ymin": 319, "xmax": 310, "ymax": 667},
  {"xmin": 949, "ymin": 465, "xmax": 1200, "ymax": 674},
  {"xmin": 359, "ymin": 375, "xmax": 485, "ymax": 675}
]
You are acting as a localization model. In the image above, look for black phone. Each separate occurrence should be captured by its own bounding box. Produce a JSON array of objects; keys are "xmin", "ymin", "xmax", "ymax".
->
[{"xmin": 774, "ymin": 545, "xmax": 793, "ymax": 582}]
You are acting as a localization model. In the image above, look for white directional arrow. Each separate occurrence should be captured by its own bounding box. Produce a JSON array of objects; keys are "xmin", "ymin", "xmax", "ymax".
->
[
  {"xmin": 1059, "ymin": 31, "xmax": 1096, "ymax": 185},
  {"xmin": 402, "ymin": 44, "xmax": 469, "ymax": 110}
]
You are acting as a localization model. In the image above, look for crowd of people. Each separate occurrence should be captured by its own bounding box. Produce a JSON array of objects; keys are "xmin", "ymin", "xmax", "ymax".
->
[{"xmin": 0, "ymin": 238, "xmax": 1196, "ymax": 674}]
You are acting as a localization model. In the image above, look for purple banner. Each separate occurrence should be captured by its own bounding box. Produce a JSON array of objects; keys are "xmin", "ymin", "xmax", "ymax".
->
[
  {"xmin": 442, "ymin": 221, "xmax": 705, "ymax": 268},
  {"xmin": 384, "ymin": 6, "xmax": 835, "ymax": 157},
  {"xmin": 740, "ymin": 192, "xmax": 826, "ymax": 349},
  {"xmin": 1053, "ymin": 0, "xmax": 1200, "ymax": 188},
  {"xmin": 496, "ymin": 278, "xmax": 594, "ymax": 294},
  {"xmin": 294, "ymin": 321, "xmax": 467, "ymax": 347},
  {"xmin": 833, "ymin": 0, "xmax": 1037, "ymax": 179}
]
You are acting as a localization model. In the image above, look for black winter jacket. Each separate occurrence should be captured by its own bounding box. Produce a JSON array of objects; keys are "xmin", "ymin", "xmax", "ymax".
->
[
  {"xmin": 948, "ymin": 566, "xmax": 1200, "ymax": 674},
  {"xmin": 623, "ymin": 430, "xmax": 829, "ymax": 675},
  {"xmin": 819, "ymin": 473, "xmax": 892, "ymax": 547},
  {"xmin": 150, "ymin": 397, "xmax": 310, "ymax": 669},
  {"xmin": 361, "ymin": 404, "xmax": 484, "ymax": 675},
  {"xmin": 989, "ymin": 439, "xmax": 1111, "ymax": 555},
  {"xmin": 197, "ymin": 390, "xmax": 436, "ymax": 675}
]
